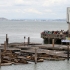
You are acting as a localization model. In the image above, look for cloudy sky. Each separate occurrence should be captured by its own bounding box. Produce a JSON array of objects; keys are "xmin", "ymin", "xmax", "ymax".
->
[{"xmin": 0, "ymin": 0, "xmax": 70, "ymax": 19}]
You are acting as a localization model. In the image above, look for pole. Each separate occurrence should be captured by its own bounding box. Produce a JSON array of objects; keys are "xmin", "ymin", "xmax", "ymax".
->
[
  {"xmin": 48, "ymin": 38, "xmax": 49, "ymax": 44},
  {"xmin": 4, "ymin": 41, "xmax": 7, "ymax": 52},
  {"xmin": 24, "ymin": 36, "xmax": 26, "ymax": 46},
  {"xmin": 0, "ymin": 50, "xmax": 1, "ymax": 66},
  {"xmin": 52, "ymin": 39, "xmax": 54, "ymax": 47},
  {"xmin": 28, "ymin": 37, "xmax": 30, "ymax": 45},
  {"xmin": 67, "ymin": 45, "xmax": 69, "ymax": 60},
  {"xmin": 6, "ymin": 34, "xmax": 8, "ymax": 47}
]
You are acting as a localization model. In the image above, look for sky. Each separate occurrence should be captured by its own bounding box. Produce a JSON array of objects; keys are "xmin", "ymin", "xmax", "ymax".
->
[{"xmin": 0, "ymin": 0, "xmax": 70, "ymax": 19}]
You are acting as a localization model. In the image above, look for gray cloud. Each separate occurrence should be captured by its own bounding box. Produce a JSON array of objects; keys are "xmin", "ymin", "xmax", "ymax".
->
[{"xmin": 0, "ymin": 0, "xmax": 70, "ymax": 19}]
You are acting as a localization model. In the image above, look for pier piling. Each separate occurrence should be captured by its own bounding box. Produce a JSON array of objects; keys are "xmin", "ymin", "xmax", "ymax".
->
[
  {"xmin": 0, "ymin": 50, "xmax": 1, "ymax": 66},
  {"xmin": 52, "ymin": 39, "xmax": 54, "ymax": 47},
  {"xmin": 4, "ymin": 41, "xmax": 7, "ymax": 51},
  {"xmin": 6, "ymin": 34, "xmax": 8, "ymax": 46},
  {"xmin": 35, "ymin": 48, "xmax": 37, "ymax": 64},
  {"xmin": 28, "ymin": 37, "xmax": 30, "ymax": 45},
  {"xmin": 67, "ymin": 45, "xmax": 69, "ymax": 60},
  {"xmin": 24, "ymin": 36, "xmax": 26, "ymax": 46}
]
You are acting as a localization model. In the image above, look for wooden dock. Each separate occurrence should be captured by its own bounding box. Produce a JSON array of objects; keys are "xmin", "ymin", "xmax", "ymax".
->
[{"xmin": 0, "ymin": 34, "xmax": 70, "ymax": 66}]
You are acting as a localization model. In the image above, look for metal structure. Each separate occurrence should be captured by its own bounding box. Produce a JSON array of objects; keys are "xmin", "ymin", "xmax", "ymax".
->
[{"xmin": 67, "ymin": 7, "xmax": 70, "ymax": 34}]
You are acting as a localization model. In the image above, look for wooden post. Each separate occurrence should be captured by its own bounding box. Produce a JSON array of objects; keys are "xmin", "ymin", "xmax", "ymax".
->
[
  {"xmin": 52, "ymin": 39, "xmax": 54, "ymax": 47},
  {"xmin": 6, "ymin": 34, "xmax": 8, "ymax": 46},
  {"xmin": 0, "ymin": 50, "xmax": 1, "ymax": 66},
  {"xmin": 67, "ymin": 45, "xmax": 69, "ymax": 60},
  {"xmin": 4, "ymin": 41, "xmax": 7, "ymax": 51},
  {"xmin": 35, "ymin": 48, "xmax": 37, "ymax": 64},
  {"xmin": 28, "ymin": 37, "xmax": 30, "ymax": 45},
  {"xmin": 24, "ymin": 36, "xmax": 26, "ymax": 46}
]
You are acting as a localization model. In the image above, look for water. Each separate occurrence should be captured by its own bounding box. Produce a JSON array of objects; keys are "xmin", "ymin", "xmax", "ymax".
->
[
  {"xmin": 0, "ymin": 20, "xmax": 68, "ymax": 44},
  {"xmin": 0, "ymin": 20, "xmax": 69, "ymax": 70},
  {"xmin": 1, "ymin": 60, "xmax": 70, "ymax": 70}
]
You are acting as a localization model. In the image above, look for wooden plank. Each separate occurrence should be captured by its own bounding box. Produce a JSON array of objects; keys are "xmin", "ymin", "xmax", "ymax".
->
[{"xmin": 21, "ymin": 48, "xmax": 68, "ymax": 58}]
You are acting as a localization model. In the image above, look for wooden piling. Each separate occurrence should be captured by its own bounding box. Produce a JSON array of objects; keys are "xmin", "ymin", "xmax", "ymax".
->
[
  {"xmin": 48, "ymin": 38, "xmax": 50, "ymax": 44},
  {"xmin": 52, "ymin": 39, "xmax": 54, "ymax": 47},
  {"xmin": 24, "ymin": 36, "xmax": 26, "ymax": 46},
  {"xmin": 0, "ymin": 50, "xmax": 1, "ymax": 66},
  {"xmin": 4, "ymin": 41, "xmax": 7, "ymax": 51},
  {"xmin": 67, "ymin": 45, "xmax": 69, "ymax": 60},
  {"xmin": 28, "ymin": 37, "xmax": 30, "ymax": 45},
  {"xmin": 6, "ymin": 34, "xmax": 8, "ymax": 46},
  {"xmin": 35, "ymin": 48, "xmax": 37, "ymax": 64}
]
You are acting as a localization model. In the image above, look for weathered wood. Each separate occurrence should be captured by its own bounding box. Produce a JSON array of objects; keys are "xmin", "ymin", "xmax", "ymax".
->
[
  {"xmin": 4, "ymin": 41, "xmax": 7, "ymax": 51},
  {"xmin": 21, "ymin": 48, "xmax": 69, "ymax": 58},
  {"xmin": 6, "ymin": 34, "xmax": 8, "ymax": 46},
  {"xmin": 0, "ymin": 50, "xmax": 1, "ymax": 66},
  {"xmin": 52, "ymin": 39, "xmax": 54, "ymax": 47},
  {"xmin": 67, "ymin": 45, "xmax": 69, "ymax": 60},
  {"xmin": 48, "ymin": 38, "xmax": 50, "ymax": 44},
  {"xmin": 24, "ymin": 36, "xmax": 26, "ymax": 46},
  {"xmin": 28, "ymin": 37, "xmax": 30, "ymax": 45}
]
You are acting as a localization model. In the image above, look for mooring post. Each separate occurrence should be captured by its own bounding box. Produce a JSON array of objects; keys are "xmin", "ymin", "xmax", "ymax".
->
[
  {"xmin": 67, "ymin": 45, "xmax": 69, "ymax": 60},
  {"xmin": 0, "ymin": 50, "xmax": 1, "ymax": 66},
  {"xmin": 28, "ymin": 37, "xmax": 30, "ymax": 45},
  {"xmin": 4, "ymin": 41, "xmax": 7, "ymax": 52},
  {"xmin": 35, "ymin": 48, "xmax": 37, "ymax": 64},
  {"xmin": 24, "ymin": 36, "xmax": 26, "ymax": 46},
  {"xmin": 52, "ymin": 39, "xmax": 54, "ymax": 47},
  {"xmin": 6, "ymin": 34, "xmax": 8, "ymax": 46}
]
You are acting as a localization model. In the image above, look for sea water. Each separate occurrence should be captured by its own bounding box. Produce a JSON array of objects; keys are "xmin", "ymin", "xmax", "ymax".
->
[
  {"xmin": 0, "ymin": 20, "xmax": 70, "ymax": 70},
  {"xmin": 0, "ymin": 20, "xmax": 68, "ymax": 44}
]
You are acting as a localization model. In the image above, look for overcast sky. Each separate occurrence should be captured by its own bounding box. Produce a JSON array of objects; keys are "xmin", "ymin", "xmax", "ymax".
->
[{"xmin": 0, "ymin": 0, "xmax": 70, "ymax": 19}]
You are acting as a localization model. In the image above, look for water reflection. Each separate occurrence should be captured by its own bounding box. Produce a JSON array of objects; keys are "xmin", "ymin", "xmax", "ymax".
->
[
  {"xmin": 1, "ymin": 60, "xmax": 70, "ymax": 70},
  {"xmin": 34, "ymin": 64, "xmax": 37, "ymax": 70}
]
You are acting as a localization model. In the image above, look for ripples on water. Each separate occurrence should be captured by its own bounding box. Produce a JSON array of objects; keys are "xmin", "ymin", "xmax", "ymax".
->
[
  {"xmin": 0, "ymin": 21, "xmax": 68, "ymax": 43},
  {"xmin": 0, "ymin": 60, "xmax": 70, "ymax": 70}
]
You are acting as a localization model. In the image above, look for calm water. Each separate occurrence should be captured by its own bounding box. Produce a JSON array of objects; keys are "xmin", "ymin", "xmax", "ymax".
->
[
  {"xmin": 1, "ymin": 60, "xmax": 70, "ymax": 70},
  {"xmin": 0, "ymin": 20, "xmax": 68, "ymax": 43},
  {"xmin": 0, "ymin": 20, "xmax": 69, "ymax": 70}
]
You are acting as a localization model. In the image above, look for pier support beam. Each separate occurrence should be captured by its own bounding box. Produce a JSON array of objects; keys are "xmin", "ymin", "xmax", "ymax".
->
[
  {"xmin": 6, "ymin": 34, "xmax": 8, "ymax": 47},
  {"xmin": 52, "ymin": 39, "xmax": 54, "ymax": 47},
  {"xmin": 48, "ymin": 38, "xmax": 50, "ymax": 44},
  {"xmin": 35, "ymin": 48, "xmax": 37, "ymax": 64},
  {"xmin": 4, "ymin": 41, "xmax": 7, "ymax": 52},
  {"xmin": 28, "ymin": 37, "xmax": 30, "ymax": 45},
  {"xmin": 0, "ymin": 50, "xmax": 1, "ymax": 66},
  {"xmin": 24, "ymin": 36, "xmax": 26, "ymax": 46},
  {"xmin": 67, "ymin": 45, "xmax": 69, "ymax": 60}
]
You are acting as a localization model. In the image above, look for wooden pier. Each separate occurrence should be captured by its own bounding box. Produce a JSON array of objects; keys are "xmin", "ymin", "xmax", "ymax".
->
[
  {"xmin": 41, "ymin": 30, "xmax": 69, "ymax": 44},
  {"xmin": 0, "ymin": 34, "xmax": 70, "ymax": 66}
]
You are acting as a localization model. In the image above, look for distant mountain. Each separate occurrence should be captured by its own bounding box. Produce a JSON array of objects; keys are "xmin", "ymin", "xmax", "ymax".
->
[
  {"xmin": 52, "ymin": 19, "xmax": 66, "ymax": 21},
  {"xmin": 0, "ymin": 18, "xmax": 8, "ymax": 20},
  {"xmin": 0, "ymin": 18, "xmax": 66, "ymax": 21}
]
